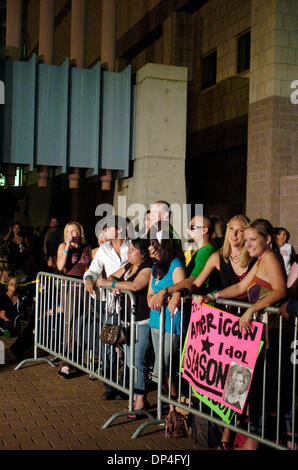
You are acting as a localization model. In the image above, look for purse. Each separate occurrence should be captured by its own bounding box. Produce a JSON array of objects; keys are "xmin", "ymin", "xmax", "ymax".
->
[
  {"xmin": 100, "ymin": 294, "xmax": 127, "ymax": 346},
  {"xmin": 100, "ymin": 319, "xmax": 127, "ymax": 346}
]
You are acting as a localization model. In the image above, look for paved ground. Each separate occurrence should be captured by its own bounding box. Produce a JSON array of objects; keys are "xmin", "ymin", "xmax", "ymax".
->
[{"xmin": 0, "ymin": 339, "xmax": 203, "ymax": 452}]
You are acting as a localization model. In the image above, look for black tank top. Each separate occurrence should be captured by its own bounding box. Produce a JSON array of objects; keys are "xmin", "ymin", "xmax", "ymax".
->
[
  {"xmin": 119, "ymin": 262, "xmax": 152, "ymax": 322},
  {"xmin": 219, "ymin": 253, "xmax": 257, "ymax": 300}
]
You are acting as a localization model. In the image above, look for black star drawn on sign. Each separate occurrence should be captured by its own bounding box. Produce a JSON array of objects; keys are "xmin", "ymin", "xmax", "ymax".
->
[{"xmin": 201, "ymin": 336, "xmax": 214, "ymax": 355}]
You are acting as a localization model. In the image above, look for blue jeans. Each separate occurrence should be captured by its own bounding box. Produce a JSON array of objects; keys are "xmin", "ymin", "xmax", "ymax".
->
[
  {"xmin": 126, "ymin": 322, "xmax": 150, "ymax": 395},
  {"xmin": 151, "ymin": 327, "xmax": 180, "ymax": 377}
]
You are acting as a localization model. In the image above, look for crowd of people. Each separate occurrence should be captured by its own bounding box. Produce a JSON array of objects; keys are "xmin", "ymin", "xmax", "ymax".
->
[{"xmin": 1, "ymin": 203, "xmax": 297, "ymax": 450}]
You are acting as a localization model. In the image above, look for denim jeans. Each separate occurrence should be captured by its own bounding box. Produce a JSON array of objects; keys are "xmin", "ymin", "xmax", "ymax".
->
[
  {"xmin": 150, "ymin": 327, "xmax": 180, "ymax": 377},
  {"xmin": 126, "ymin": 321, "xmax": 150, "ymax": 395}
]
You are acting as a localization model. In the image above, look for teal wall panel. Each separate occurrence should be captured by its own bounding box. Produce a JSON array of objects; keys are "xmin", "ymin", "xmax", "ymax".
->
[
  {"xmin": 0, "ymin": 59, "xmax": 133, "ymax": 176},
  {"xmin": 36, "ymin": 59, "xmax": 69, "ymax": 171},
  {"xmin": 0, "ymin": 56, "xmax": 36, "ymax": 169},
  {"xmin": 69, "ymin": 62, "xmax": 101, "ymax": 174},
  {"xmin": 101, "ymin": 66, "xmax": 131, "ymax": 175}
]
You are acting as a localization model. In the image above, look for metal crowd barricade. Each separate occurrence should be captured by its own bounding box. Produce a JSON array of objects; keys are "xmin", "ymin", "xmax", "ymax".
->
[
  {"xmin": 134, "ymin": 296, "xmax": 297, "ymax": 450},
  {"xmin": 15, "ymin": 271, "xmax": 155, "ymax": 432}
]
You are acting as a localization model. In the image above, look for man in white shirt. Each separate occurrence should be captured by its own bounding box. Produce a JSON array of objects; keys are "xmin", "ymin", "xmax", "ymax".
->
[
  {"xmin": 84, "ymin": 215, "xmax": 129, "ymax": 400},
  {"xmin": 84, "ymin": 221, "xmax": 129, "ymax": 292}
]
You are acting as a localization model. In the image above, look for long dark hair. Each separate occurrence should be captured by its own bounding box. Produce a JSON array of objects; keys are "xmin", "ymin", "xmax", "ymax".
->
[
  {"xmin": 131, "ymin": 238, "xmax": 152, "ymax": 265},
  {"xmin": 150, "ymin": 235, "xmax": 185, "ymax": 279},
  {"xmin": 124, "ymin": 238, "xmax": 152, "ymax": 273}
]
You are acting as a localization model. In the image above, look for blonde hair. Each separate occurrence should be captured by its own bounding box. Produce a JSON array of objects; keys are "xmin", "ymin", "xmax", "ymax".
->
[
  {"xmin": 221, "ymin": 215, "xmax": 251, "ymax": 267},
  {"xmin": 247, "ymin": 219, "xmax": 279, "ymax": 252},
  {"xmin": 63, "ymin": 221, "xmax": 87, "ymax": 246}
]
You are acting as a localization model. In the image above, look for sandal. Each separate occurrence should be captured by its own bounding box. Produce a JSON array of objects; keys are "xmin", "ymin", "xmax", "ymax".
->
[
  {"xmin": 217, "ymin": 441, "xmax": 234, "ymax": 451},
  {"xmin": 127, "ymin": 408, "xmax": 147, "ymax": 420},
  {"xmin": 125, "ymin": 399, "xmax": 150, "ymax": 420},
  {"xmin": 58, "ymin": 365, "xmax": 81, "ymax": 379}
]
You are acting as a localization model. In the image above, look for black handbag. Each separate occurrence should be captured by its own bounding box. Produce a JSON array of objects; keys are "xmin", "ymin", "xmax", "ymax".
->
[
  {"xmin": 100, "ymin": 318, "xmax": 127, "ymax": 346},
  {"xmin": 100, "ymin": 295, "xmax": 127, "ymax": 346}
]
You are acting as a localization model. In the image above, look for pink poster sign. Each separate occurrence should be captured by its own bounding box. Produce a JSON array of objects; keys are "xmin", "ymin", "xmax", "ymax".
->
[{"xmin": 182, "ymin": 301, "xmax": 264, "ymax": 414}]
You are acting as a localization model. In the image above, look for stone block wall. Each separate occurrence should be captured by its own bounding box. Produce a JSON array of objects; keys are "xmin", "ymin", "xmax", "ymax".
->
[
  {"xmin": 280, "ymin": 175, "xmax": 298, "ymax": 250},
  {"xmin": 246, "ymin": 0, "xmax": 298, "ymax": 242},
  {"xmin": 192, "ymin": 0, "xmax": 251, "ymax": 93}
]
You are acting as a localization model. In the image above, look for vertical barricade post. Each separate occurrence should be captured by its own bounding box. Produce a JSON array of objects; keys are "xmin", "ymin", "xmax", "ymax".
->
[
  {"xmin": 102, "ymin": 288, "xmax": 155, "ymax": 433},
  {"xmin": 131, "ymin": 302, "xmax": 167, "ymax": 439},
  {"xmin": 15, "ymin": 272, "xmax": 57, "ymax": 370}
]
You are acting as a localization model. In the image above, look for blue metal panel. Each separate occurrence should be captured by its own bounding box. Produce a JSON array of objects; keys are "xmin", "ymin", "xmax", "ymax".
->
[
  {"xmin": 100, "ymin": 66, "xmax": 132, "ymax": 174},
  {"xmin": 36, "ymin": 59, "xmax": 69, "ymax": 171},
  {"xmin": 131, "ymin": 84, "xmax": 136, "ymax": 162},
  {"xmin": 0, "ymin": 55, "xmax": 36, "ymax": 169},
  {"xmin": 69, "ymin": 62, "xmax": 101, "ymax": 174},
  {"xmin": 0, "ymin": 59, "xmax": 13, "ymax": 164}
]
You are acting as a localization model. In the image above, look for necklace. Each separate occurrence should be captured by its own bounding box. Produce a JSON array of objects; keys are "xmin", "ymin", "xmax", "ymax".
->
[{"xmin": 229, "ymin": 252, "xmax": 241, "ymax": 263}]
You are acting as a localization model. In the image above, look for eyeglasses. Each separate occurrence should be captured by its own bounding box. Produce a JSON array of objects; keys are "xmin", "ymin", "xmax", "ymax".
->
[{"xmin": 189, "ymin": 225, "xmax": 205, "ymax": 230}]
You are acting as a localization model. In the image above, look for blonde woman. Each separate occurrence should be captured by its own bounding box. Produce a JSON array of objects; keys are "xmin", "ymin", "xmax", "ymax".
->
[
  {"xmin": 199, "ymin": 219, "xmax": 287, "ymax": 451},
  {"xmin": 57, "ymin": 222, "xmax": 91, "ymax": 278},
  {"xmin": 191, "ymin": 215, "xmax": 255, "ymax": 299},
  {"xmin": 157, "ymin": 215, "xmax": 255, "ymax": 301},
  {"xmin": 57, "ymin": 222, "xmax": 92, "ymax": 378}
]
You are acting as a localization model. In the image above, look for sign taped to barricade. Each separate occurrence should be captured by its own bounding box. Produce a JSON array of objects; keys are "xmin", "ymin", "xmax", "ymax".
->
[
  {"xmin": 179, "ymin": 325, "xmax": 236, "ymax": 424},
  {"xmin": 181, "ymin": 301, "xmax": 264, "ymax": 415},
  {"xmin": 180, "ymin": 337, "xmax": 264, "ymax": 424}
]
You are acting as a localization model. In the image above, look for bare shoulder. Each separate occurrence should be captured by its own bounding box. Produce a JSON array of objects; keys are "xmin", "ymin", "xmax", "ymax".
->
[
  {"xmin": 263, "ymin": 250, "xmax": 281, "ymax": 266},
  {"xmin": 262, "ymin": 250, "xmax": 285, "ymax": 278},
  {"xmin": 58, "ymin": 242, "xmax": 66, "ymax": 252}
]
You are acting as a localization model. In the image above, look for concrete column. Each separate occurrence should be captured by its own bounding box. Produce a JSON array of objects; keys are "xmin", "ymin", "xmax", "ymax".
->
[
  {"xmin": 114, "ymin": 63, "xmax": 188, "ymax": 211},
  {"xmin": 5, "ymin": 0, "xmax": 22, "ymax": 59},
  {"xmin": 246, "ymin": 0, "xmax": 298, "ymax": 235},
  {"xmin": 70, "ymin": 0, "xmax": 86, "ymax": 68},
  {"xmin": 39, "ymin": 0, "xmax": 55, "ymax": 65},
  {"xmin": 37, "ymin": 0, "xmax": 55, "ymax": 188},
  {"xmin": 69, "ymin": 0, "xmax": 86, "ymax": 218},
  {"xmin": 100, "ymin": 0, "xmax": 116, "ymax": 191},
  {"xmin": 101, "ymin": 0, "xmax": 116, "ymax": 72}
]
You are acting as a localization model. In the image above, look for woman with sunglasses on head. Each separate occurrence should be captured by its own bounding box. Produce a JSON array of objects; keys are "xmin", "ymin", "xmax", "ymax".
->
[{"xmin": 97, "ymin": 238, "xmax": 153, "ymax": 418}]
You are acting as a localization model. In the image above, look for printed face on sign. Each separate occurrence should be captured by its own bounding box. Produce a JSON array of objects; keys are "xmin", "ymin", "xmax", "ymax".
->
[{"xmin": 182, "ymin": 301, "xmax": 263, "ymax": 414}]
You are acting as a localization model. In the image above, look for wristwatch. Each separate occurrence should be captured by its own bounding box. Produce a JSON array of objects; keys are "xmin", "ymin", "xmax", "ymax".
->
[{"xmin": 163, "ymin": 287, "xmax": 169, "ymax": 296}]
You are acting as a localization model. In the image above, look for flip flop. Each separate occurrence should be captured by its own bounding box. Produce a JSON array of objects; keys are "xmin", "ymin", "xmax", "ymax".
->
[{"xmin": 217, "ymin": 442, "xmax": 234, "ymax": 450}]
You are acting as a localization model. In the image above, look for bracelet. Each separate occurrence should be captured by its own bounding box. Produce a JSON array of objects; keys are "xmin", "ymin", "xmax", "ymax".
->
[
  {"xmin": 85, "ymin": 275, "xmax": 93, "ymax": 281},
  {"xmin": 215, "ymin": 291, "xmax": 221, "ymax": 300},
  {"xmin": 163, "ymin": 287, "xmax": 169, "ymax": 296},
  {"xmin": 63, "ymin": 249, "xmax": 69, "ymax": 254},
  {"xmin": 111, "ymin": 280, "xmax": 117, "ymax": 288}
]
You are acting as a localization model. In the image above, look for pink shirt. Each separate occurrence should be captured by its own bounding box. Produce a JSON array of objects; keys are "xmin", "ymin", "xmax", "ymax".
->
[{"xmin": 287, "ymin": 262, "xmax": 298, "ymax": 288}]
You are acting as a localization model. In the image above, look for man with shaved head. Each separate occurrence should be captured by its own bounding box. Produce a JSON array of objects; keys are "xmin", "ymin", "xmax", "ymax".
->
[{"xmin": 149, "ymin": 214, "xmax": 216, "ymax": 310}]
